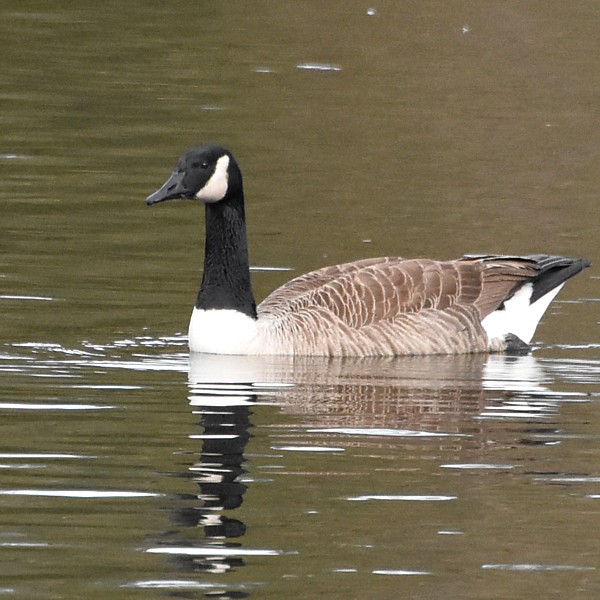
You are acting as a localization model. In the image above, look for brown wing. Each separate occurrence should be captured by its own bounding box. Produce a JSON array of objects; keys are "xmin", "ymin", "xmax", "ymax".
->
[
  {"xmin": 258, "ymin": 256, "xmax": 536, "ymax": 322},
  {"xmin": 255, "ymin": 255, "xmax": 574, "ymax": 356}
]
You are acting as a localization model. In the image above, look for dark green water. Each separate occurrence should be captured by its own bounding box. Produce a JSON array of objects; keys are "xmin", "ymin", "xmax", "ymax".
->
[{"xmin": 1, "ymin": 2, "xmax": 598, "ymax": 598}]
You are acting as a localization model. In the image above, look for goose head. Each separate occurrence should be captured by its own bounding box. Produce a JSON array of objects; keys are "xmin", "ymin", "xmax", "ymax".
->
[{"xmin": 146, "ymin": 144, "xmax": 242, "ymax": 206}]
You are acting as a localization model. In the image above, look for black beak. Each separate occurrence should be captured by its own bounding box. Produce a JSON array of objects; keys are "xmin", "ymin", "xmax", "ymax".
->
[{"xmin": 146, "ymin": 171, "xmax": 189, "ymax": 205}]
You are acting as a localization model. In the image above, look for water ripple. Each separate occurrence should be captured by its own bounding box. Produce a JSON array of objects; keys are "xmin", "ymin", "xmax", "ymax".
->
[
  {"xmin": 482, "ymin": 563, "xmax": 595, "ymax": 572},
  {"xmin": 310, "ymin": 427, "xmax": 468, "ymax": 438},
  {"xmin": 373, "ymin": 569, "xmax": 431, "ymax": 576},
  {"xmin": 0, "ymin": 489, "xmax": 160, "ymax": 498},
  {"xmin": 0, "ymin": 402, "xmax": 113, "ymax": 411},
  {"xmin": 147, "ymin": 546, "xmax": 293, "ymax": 557},
  {"xmin": 125, "ymin": 579, "xmax": 257, "ymax": 590},
  {"xmin": 296, "ymin": 62, "xmax": 342, "ymax": 72},
  {"xmin": 348, "ymin": 494, "xmax": 457, "ymax": 502},
  {"xmin": 440, "ymin": 463, "xmax": 515, "ymax": 470},
  {"xmin": 272, "ymin": 445, "xmax": 345, "ymax": 453}
]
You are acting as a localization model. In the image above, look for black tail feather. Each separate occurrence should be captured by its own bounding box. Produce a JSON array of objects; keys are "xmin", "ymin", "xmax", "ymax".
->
[{"xmin": 527, "ymin": 255, "xmax": 591, "ymax": 304}]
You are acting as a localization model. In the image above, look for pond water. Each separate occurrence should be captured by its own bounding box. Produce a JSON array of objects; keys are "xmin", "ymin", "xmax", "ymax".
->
[
  {"xmin": 1, "ymin": 2, "xmax": 599, "ymax": 598},
  {"xmin": 1, "ymin": 343, "xmax": 600, "ymax": 598}
]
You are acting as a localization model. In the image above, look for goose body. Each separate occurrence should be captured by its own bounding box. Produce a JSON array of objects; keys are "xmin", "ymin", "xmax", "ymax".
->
[{"xmin": 146, "ymin": 145, "xmax": 590, "ymax": 356}]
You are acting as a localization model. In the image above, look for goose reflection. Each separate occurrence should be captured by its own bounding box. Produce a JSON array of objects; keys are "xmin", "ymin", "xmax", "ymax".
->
[
  {"xmin": 184, "ymin": 403, "xmax": 250, "ymax": 538},
  {"xmin": 169, "ymin": 379, "xmax": 257, "ymax": 576},
  {"xmin": 189, "ymin": 352, "xmax": 553, "ymax": 436},
  {"xmin": 158, "ymin": 351, "xmax": 555, "ymax": 581}
]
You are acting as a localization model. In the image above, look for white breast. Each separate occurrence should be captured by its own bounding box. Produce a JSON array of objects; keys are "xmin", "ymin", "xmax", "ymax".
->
[{"xmin": 188, "ymin": 308, "xmax": 261, "ymax": 354}]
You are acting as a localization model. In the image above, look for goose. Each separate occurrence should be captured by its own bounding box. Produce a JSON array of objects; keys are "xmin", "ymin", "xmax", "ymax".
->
[{"xmin": 146, "ymin": 144, "xmax": 590, "ymax": 356}]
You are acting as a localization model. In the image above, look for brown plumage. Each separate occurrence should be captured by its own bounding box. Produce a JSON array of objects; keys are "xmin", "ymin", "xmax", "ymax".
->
[
  {"xmin": 255, "ymin": 255, "xmax": 585, "ymax": 356},
  {"xmin": 146, "ymin": 145, "xmax": 591, "ymax": 356}
]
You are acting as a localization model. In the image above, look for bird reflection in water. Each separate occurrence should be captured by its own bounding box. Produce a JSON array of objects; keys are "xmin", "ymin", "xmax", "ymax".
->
[
  {"xmin": 155, "ymin": 351, "xmax": 557, "ymax": 586},
  {"xmin": 174, "ymin": 383, "xmax": 256, "ymax": 576}
]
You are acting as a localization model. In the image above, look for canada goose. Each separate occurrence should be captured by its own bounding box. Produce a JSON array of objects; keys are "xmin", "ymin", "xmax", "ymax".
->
[{"xmin": 146, "ymin": 144, "xmax": 590, "ymax": 356}]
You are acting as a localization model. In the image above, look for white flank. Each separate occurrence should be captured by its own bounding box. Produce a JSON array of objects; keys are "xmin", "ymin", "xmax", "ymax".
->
[
  {"xmin": 482, "ymin": 282, "xmax": 565, "ymax": 346},
  {"xmin": 188, "ymin": 308, "xmax": 259, "ymax": 354},
  {"xmin": 195, "ymin": 154, "xmax": 230, "ymax": 202}
]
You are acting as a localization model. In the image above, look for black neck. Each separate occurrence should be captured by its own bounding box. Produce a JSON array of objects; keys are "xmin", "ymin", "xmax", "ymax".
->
[{"xmin": 195, "ymin": 191, "xmax": 257, "ymax": 319}]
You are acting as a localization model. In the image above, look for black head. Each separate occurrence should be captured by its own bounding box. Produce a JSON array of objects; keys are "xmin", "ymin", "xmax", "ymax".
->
[{"xmin": 146, "ymin": 144, "xmax": 242, "ymax": 206}]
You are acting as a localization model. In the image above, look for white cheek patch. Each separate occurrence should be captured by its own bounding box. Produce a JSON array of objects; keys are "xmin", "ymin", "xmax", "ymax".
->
[{"xmin": 195, "ymin": 154, "xmax": 230, "ymax": 202}]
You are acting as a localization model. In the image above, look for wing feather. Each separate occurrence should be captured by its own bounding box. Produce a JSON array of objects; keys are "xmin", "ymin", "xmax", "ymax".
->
[{"xmin": 255, "ymin": 255, "xmax": 586, "ymax": 356}]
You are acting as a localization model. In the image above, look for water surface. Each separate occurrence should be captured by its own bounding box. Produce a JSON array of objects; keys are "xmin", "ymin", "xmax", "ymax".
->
[
  {"xmin": 1, "ymin": 343, "xmax": 599, "ymax": 598},
  {"xmin": 1, "ymin": 2, "xmax": 598, "ymax": 598}
]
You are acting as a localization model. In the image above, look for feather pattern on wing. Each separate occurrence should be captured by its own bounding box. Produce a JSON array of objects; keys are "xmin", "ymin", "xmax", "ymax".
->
[{"xmin": 255, "ymin": 255, "xmax": 564, "ymax": 356}]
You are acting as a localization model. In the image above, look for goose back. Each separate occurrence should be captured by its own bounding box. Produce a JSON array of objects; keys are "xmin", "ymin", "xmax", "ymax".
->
[{"xmin": 255, "ymin": 254, "xmax": 586, "ymax": 356}]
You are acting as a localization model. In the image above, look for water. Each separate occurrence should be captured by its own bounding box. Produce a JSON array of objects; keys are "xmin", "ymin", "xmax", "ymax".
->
[
  {"xmin": 1, "ymin": 345, "xmax": 599, "ymax": 598},
  {"xmin": 1, "ymin": 2, "xmax": 599, "ymax": 598}
]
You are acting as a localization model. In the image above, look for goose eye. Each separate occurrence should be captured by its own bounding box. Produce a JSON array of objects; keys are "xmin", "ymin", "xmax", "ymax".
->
[{"xmin": 192, "ymin": 161, "xmax": 210, "ymax": 169}]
